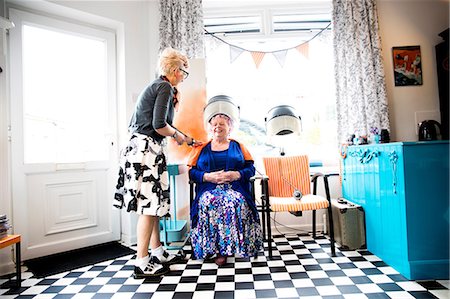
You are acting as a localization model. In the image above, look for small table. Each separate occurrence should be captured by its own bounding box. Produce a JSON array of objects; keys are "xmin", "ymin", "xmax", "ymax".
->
[{"xmin": 0, "ymin": 235, "xmax": 21, "ymax": 288}]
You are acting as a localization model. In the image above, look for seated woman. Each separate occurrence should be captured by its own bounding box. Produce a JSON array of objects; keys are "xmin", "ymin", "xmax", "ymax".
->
[{"xmin": 187, "ymin": 113, "xmax": 263, "ymax": 265}]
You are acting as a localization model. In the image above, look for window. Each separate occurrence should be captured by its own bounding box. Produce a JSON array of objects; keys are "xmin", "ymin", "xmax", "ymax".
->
[
  {"xmin": 10, "ymin": 9, "xmax": 116, "ymax": 164},
  {"xmin": 204, "ymin": 5, "xmax": 338, "ymax": 165},
  {"xmin": 204, "ymin": 14, "xmax": 262, "ymax": 34}
]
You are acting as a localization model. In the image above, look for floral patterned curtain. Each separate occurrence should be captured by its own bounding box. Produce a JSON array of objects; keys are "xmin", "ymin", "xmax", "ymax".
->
[
  {"xmin": 332, "ymin": 0, "xmax": 390, "ymax": 142},
  {"xmin": 159, "ymin": 0, "xmax": 204, "ymax": 59}
]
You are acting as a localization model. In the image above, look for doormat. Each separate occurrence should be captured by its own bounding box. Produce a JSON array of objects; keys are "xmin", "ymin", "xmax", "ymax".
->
[{"xmin": 24, "ymin": 241, "xmax": 135, "ymax": 278}]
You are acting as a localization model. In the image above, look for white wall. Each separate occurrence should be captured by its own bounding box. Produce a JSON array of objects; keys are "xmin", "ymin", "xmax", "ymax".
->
[{"xmin": 377, "ymin": 0, "xmax": 449, "ymax": 142}]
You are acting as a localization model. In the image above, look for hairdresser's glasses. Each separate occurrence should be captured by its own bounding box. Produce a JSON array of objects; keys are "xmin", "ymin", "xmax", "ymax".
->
[{"xmin": 179, "ymin": 68, "xmax": 189, "ymax": 79}]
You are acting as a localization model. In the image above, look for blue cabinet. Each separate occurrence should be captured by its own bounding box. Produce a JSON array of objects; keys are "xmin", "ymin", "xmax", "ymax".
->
[{"xmin": 342, "ymin": 141, "xmax": 449, "ymax": 280}]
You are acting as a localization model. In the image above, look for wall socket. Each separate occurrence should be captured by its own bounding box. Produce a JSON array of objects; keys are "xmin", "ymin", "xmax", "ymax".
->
[{"xmin": 414, "ymin": 110, "xmax": 441, "ymax": 135}]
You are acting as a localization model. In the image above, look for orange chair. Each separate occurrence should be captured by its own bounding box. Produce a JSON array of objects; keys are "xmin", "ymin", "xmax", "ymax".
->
[{"xmin": 259, "ymin": 155, "xmax": 336, "ymax": 258}]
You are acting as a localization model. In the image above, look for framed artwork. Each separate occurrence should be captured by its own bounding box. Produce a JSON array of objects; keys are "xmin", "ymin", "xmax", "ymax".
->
[{"xmin": 392, "ymin": 46, "xmax": 422, "ymax": 86}]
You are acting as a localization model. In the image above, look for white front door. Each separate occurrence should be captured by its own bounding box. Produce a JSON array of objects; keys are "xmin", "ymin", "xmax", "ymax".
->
[{"xmin": 9, "ymin": 8, "xmax": 120, "ymax": 260}]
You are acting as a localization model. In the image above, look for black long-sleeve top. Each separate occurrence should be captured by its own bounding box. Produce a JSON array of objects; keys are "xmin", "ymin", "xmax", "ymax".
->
[{"xmin": 128, "ymin": 76, "xmax": 175, "ymax": 143}]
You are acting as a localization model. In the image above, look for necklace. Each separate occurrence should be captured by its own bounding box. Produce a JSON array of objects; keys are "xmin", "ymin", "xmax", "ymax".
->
[{"xmin": 161, "ymin": 76, "xmax": 179, "ymax": 108}]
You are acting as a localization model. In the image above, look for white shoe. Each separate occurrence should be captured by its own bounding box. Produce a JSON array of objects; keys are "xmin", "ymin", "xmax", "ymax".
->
[
  {"xmin": 133, "ymin": 256, "xmax": 169, "ymax": 278},
  {"xmin": 152, "ymin": 250, "xmax": 183, "ymax": 265}
]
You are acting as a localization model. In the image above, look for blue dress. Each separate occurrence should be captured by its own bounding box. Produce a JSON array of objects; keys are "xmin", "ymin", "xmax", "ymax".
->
[{"xmin": 189, "ymin": 141, "xmax": 263, "ymax": 259}]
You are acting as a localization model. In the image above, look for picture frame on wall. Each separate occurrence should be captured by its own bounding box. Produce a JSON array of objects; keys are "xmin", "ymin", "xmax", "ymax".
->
[{"xmin": 392, "ymin": 45, "xmax": 423, "ymax": 86}]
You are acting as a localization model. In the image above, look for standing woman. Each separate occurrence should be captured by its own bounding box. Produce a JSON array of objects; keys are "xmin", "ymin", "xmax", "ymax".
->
[{"xmin": 114, "ymin": 47, "xmax": 196, "ymax": 278}]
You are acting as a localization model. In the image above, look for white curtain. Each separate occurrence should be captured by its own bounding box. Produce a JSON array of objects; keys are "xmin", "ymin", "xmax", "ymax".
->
[
  {"xmin": 332, "ymin": 0, "xmax": 390, "ymax": 142},
  {"xmin": 159, "ymin": 0, "xmax": 204, "ymax": 59}
]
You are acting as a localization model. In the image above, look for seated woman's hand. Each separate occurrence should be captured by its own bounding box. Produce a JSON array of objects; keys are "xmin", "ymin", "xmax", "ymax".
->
[
  {"xmin": 203, "ymin": 170, "xmax": 224, "ymax": 184},
  {"xmin": 217, "ymin": 171, "xmax": 241, "ymax": 184},
  {"xmin": 204, "ymin": 170, "xmax": 241, "ymax": 184}
]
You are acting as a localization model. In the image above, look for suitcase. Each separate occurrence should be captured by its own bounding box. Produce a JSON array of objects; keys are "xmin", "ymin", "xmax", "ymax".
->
[{"xmin": 331, "ymin": 198, "xmax": 366, "ymax": 250}]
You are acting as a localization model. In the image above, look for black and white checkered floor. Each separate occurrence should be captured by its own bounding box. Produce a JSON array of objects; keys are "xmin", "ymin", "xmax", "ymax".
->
[{"xmin": 1, "ymin": 233, "xmax": 449, "ymax": 298}]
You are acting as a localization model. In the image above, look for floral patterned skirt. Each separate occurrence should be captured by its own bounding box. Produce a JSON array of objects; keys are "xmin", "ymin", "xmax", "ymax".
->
[
  {"xmin": 113, "ymin": 133, "xmax": 170, "ymax": 216},
  {"xmin": 191, "ymin": 184, "xmax": 263, "ymax": 260}
]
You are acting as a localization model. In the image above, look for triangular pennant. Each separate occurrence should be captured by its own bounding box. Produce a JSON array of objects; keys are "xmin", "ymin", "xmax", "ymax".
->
[
  {"xmin": 272, "ymin": 50, "xmax": 288, "ymax": 67},
  {"xmin": 296, "ymin": 43, "xmax": 309, "ymax": 59},
  {"xmin": 230, "ymin": 46, "xmax": 244, "ymax": 63},
  {"xmin": 205, "ymin": 35, "xmax": 222, "ymax": 53},
  {"xmin": 251, "ymin": 51, "xmax": 265, "ymax": 68}
]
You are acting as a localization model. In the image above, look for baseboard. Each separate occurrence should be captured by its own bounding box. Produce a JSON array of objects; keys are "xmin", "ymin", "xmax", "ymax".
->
[
  {"xmin": 120, "ymin": 233, "xmax": 136, "ymax": 247},
  {"xmin": 0, "ymin": 257, "xmax": 15, "ymax": 277},
  {"xmin": 269, "ymin": 222, "xmax": 326, "ymax": 236}
]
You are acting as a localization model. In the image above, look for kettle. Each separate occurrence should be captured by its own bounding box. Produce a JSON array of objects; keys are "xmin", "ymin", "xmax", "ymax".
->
[{"xmin": 418, "ymin": 120, "xmax": 442, "ymax": 141}]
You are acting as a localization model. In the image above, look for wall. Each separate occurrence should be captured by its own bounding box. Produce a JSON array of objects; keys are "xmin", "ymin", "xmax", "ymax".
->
[{"xmin": 377, "ymin": 0, "xmax": 449, "ymax": 142}]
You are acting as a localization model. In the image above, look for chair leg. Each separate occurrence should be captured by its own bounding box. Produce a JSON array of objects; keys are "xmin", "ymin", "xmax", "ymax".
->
[
  {"xmin": 266, "ymin": 204, "xmax": 272, "ymax": 259},
  {"xmin": 312, "ymin": 210, "xmax": 316, "ymax": 238},
  {"xmin": 322, "ymin": 175, "xmax": 336, "ymax": 257},
  {"xmin": 327, "ymin": 206, "xmax": 336, "ymax": 257},
  {"xmin": 261, "ymin": 208, "xmax": 266, "ymax": 242},
  {"xmin": 261, "ymin": 179, "xmax": 272, "ymax": 259}
]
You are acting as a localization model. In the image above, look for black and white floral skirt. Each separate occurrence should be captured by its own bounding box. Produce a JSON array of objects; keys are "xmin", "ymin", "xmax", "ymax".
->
[{"xmin": 113, "ymin": 133, "xmax": 170, "ymax": 216}]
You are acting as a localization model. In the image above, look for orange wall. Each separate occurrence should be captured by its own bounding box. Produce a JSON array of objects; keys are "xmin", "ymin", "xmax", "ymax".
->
[{"xmin": 168, "ymin": 59, "xmax": 207, "ymax": 162}]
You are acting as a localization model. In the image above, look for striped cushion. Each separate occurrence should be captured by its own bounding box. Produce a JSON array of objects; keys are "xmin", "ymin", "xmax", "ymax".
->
[
  {"xmin": 270, "ymin": 194, "xmax": 329, "ymax": 212},
  {"xmin": 263, "ymin": 155, "xmax": 311, "ymax": 197}
]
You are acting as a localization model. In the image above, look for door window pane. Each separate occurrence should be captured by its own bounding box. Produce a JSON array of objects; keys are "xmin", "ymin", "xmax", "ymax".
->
[{"xmin": 22, "ymin": 25, "xmax": 109, "ymax": 164}]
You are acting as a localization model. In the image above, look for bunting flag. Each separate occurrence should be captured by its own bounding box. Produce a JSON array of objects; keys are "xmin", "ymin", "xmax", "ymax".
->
[
  {"xmin": 230, "ymin": 46, "xmax": 245, "ymax": 63},
  {"xmin": 296, "ymin": 43, "xmax": 309, "ymax": 59},
  {"xmin": 272, "ymin": 50, "xmax": 288, "ymax": 68},
  {"xmin": 204, "ymin": 23, "xmax": 330, "ymax": 68},
  {"xmin": 251, "ymin": 51, "xmax": 266, "ymax": 68},
  {"xmin": 205, "ymin": 35, "xmax": 223, "ymax": 53}
]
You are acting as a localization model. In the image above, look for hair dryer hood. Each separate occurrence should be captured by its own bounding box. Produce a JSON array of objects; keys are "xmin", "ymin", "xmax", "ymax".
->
[
  {"xmin": 203, "ymin": 95, "xmax": 240, "ymax": 128},
  {"xmin": 265, "ymin": 105, "xmax": 302, "ymax": 136}
]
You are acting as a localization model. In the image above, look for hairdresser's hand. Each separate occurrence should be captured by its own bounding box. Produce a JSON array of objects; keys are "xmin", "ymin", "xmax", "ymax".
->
[
  {"xmin": 173, "ymin": 131, "xmax": 185, "ymax": 145},
  {"xmin": 185, "ymin": 136, "xmax": 201, "ymax": 147},
  {"xmin": 191, "ymin": 139, "xmax": 204, "ymax": 147},
  {"xmin": 185, "ymin": 136, "xmax": 195, "ymax": 146}
]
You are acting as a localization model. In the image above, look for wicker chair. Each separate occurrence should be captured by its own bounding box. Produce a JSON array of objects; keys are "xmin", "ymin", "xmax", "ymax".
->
[{"xmin": 257, "ymin": 155, "xmax": 336, "ymax": 258}]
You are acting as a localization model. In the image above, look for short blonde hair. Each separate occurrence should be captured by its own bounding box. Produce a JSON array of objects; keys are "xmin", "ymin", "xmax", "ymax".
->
[{"xmin": 158, "ymin": 47, "xmax": 189, "ymax": 76}]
